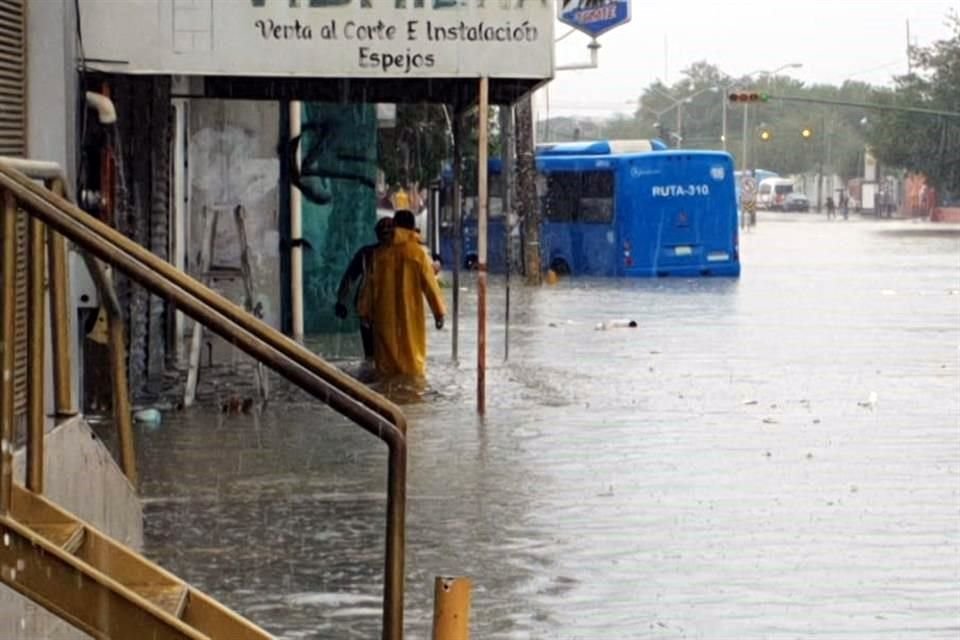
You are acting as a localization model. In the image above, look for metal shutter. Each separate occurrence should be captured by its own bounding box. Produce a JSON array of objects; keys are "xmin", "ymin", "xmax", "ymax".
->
[
  {"xmin": 0, "ymin": 0, "xmax": 25, "ymax": 157},
  {"xmin": 0, "ymin": 0, "xmax": 27, "ymax": 417}
]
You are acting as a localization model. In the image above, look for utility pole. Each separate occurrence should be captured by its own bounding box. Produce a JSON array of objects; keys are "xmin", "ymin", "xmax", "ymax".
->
[
  {"xmin": 741, "ymin": 102, "xmax": 749, "ymax": 172},
  {"xmin": 817, "ymin": 113, "xmax": 825, "ymax": 212},
  {"xmin": 500, "ymin": 104, "xmax": 515, "ymax": 361},
  {"xmin": 825, "ymin": 112, "xmax": 834, "ymax": 203},
  {"xmin": 676, "ymin": 103, "xmax": 683, "ymax": 149},
  {"xmin": 721, "ymin": 93, "xmax": 727, "ymax": 151},
  {"xmin": 516, "ymin": 94, "xmax": 541, "ymax": 285}
]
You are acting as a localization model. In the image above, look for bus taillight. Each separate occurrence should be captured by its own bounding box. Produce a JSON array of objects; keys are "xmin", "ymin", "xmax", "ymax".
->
[{"xmin": 623, "ymin": 240, "xmax": 632, "ymax": 266}]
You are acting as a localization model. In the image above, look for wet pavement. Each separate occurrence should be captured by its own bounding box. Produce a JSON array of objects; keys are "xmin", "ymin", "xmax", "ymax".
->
[{"xmin": 135, "ymin": 213, "xmax": 960, "ymax": 639}]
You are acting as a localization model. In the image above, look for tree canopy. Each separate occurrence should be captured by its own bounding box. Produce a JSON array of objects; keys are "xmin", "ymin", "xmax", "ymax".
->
[
  {"xmin": 865, "ymin": 11, "xmax": 960, "ymax": 197},
  {"xmin": 539, "ymin": 14, "xmax": 958, "ymax": 192}
]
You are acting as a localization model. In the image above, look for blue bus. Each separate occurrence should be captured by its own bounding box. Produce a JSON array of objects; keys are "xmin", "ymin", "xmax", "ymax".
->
[{"xmin": 440, "ymin": 139, "xmax": 741, "ymax": 277}]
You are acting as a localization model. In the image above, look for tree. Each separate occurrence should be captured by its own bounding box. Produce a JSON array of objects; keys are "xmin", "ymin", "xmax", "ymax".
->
[
  {"xmin": 866, "ymin": 11, "xmax": 960, "ymax": 197},
  {"xmin": 378, "ymin": 103, "xmax": 449, "ymax": 188}
]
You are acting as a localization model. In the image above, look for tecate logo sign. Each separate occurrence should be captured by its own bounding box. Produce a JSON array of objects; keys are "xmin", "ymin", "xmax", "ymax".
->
[{"xmin": 558, "ymin": 0, "xmax": 630, "ymax": 38}]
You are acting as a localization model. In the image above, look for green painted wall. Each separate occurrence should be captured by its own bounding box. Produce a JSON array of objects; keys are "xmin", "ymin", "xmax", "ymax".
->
[{"xmin": 300, "ymin": 103, "xmax": 378, "ymax": 334}]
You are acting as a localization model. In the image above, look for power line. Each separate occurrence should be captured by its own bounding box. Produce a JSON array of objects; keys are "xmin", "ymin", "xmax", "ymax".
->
[{"xmin": 770, "ymin": 94, "xmax": 960, "ymax": 118}]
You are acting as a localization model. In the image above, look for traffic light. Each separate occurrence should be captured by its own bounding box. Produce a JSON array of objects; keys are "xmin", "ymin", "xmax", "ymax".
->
[
  {"xmin": 759, "ymin": 128, "xmax": 772, "ymax": 142},
  {"xmin": 728, "ymin": 91, "xmax": 770, "ymax": 103},
  {"xmin": 800, "ymin": 127, "xmax": 813, "ymax": 139}
]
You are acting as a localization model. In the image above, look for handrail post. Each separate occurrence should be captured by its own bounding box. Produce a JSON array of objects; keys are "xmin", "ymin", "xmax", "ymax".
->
[
  {"xmin": 26, "ymin": 214, "xmax": 46, "ymax": 492},
  {"xmin": 383, "ymin": 442, "xmax": 407, "ymax": 640},
  {"xmin": 109, "ymin": 305, "xmax": 137, "ymax": 487},
  {"xmin": 83, "ymin": 255, "xmax": 136, "ymax": 488},
  {"xmin": 1, "ymin": 190, "xmax": 16, "ymax": 513},
  {"xmin": 45, "ymin": 178, "xmax": 75, "ymax": 417}
]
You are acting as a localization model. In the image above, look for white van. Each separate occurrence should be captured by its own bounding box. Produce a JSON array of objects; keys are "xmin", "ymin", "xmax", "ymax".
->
[{"xmin": 757, "ymin": 178, "xmax": 795, "ymax": 210}]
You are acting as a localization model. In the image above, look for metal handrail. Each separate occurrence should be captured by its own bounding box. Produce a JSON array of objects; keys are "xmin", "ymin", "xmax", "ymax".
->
[
  {"xmin": 0, "ymin": 162, "xmax": 407, "ymax": 640},
  {"xmin": 0, "ymin": 159, "xmax": 407, "ymax": 435}
]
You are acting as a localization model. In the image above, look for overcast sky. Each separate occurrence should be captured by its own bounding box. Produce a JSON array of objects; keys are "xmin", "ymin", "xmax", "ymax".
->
[{"xmin": 539, "ymin": 0, "xmax": 957, "ymax": 119}]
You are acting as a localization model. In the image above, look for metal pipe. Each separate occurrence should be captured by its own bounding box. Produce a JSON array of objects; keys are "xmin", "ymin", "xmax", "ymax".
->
[
  {"xmin": 290, "ymin": 100, "xmax": 304, "ymax": 344},
  {"xmin": 451, "ymin": 113, "xmax": 462, "ymax": 363},
  {"xmin": 476, "ymin": 77, "xmax": 489, "ymax": 416},
  {"xmin": 431, "ymin": 577, "xmax": 472, "ymax": 640},
  {"xmin": 0, "ymin": 171, "xmax": 407, "ymax": 639},
  {"xmin": 0, "ymin": 162, "xmax": 407, "ymax": 434},
  {"xmin": 45, "ymin": 179, "xmax": 74, "ymax": 417},
  {"xmin": 85, "ymin": 91, "xmax": 117, "ymax": 125},
  {"xmin": 1, "ymin": 190, "xmax": 16, "ymax": 514},
  {"xmin": 109, "ymin": 302, "xmax": 136, "ymax": 486},
  {"xmin": 26, "ymin": 216, "xmax": 45, "ymax": 492},
  {"xmin": 555, "ymin": 38, "xmax": 600, "ymax": 71}
]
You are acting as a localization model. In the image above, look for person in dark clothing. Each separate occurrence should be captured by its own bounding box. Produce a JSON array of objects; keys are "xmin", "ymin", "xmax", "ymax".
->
[{"xmin": 334, "ymin": 217, "xmax": 395, "ymax": 360}]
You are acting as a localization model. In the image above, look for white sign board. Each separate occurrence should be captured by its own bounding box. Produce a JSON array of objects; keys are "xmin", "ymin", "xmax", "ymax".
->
[{"xmin": 78, "ymin": 0, "xmax": 554, "ymax": 80}]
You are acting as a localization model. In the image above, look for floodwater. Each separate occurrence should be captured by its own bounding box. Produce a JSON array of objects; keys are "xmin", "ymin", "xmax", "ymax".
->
[{"xmin": 137, "ymin": 214, "xmax": 960, "ymax": 639}]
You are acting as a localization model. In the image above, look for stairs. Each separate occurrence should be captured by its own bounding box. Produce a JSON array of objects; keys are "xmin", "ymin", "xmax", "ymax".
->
[{"xmin": 0, "ymin": 483, "xmax": 273, "ymax": 640}]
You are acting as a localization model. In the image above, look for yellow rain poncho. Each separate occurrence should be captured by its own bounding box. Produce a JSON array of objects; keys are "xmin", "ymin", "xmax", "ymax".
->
[{"xmin": 358, "ymin": 228, "xmax": 446, "ymax": 378}]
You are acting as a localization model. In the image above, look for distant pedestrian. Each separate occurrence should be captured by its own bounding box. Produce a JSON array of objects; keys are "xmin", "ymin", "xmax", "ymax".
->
[
  {"xmin": 840, "ymin": 194, "xmax": 849, "ymax": 220},
  {"xmin": 334, "ymin": 217, "xmax": 395, "ymax": 360},
  {"xmin": 825, "ymin": 196, "xmax": 836, "ymax": 220}
]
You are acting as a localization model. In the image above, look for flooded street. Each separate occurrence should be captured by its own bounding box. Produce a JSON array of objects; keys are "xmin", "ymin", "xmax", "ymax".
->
[{"xmin": 137, "ymin": 215, "xmax": 960, "ymax": 639}]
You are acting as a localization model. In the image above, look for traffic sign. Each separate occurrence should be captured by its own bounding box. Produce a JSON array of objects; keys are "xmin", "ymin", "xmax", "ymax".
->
[{"xmin": 558, "ymin": 0, "xmax": 631, "ymax": 38}]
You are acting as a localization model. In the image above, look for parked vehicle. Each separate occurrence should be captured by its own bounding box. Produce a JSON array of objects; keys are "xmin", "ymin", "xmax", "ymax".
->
[
  {"xmin": 783, "ymin": 193, "xmax": 810, "ymax": 212},
  {"xmin": 757, "ymin": 177, "xmax": 795, "ymax": 210}
]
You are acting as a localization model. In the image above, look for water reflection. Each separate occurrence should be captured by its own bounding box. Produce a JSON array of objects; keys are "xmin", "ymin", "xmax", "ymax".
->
[{"xmin": 140, "ymin": 217, "xmax": 960, "ymax": 638}]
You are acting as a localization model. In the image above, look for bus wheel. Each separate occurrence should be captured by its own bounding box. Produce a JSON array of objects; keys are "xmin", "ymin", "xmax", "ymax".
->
[{"xmin": 550, "ymin": 258, "xmax": 571, "ymax": 275}]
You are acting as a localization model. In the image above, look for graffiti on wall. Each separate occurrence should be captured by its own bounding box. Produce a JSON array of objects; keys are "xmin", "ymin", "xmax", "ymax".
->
[{"xmin": 299, "ymin": 103, "xmax": 378, "ymax": 335}]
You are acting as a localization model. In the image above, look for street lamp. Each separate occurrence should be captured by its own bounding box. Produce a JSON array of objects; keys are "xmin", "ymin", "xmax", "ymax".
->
[{"xmin": 647, "ymin": 84, "xmax": 719, "ymax": 148}]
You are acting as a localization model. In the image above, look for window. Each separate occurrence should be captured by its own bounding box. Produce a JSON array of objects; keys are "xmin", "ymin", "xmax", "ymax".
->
[
  {"xmin": 543, "ymin": 172, "xmax": 578, "ymax": 221},
  {"xmin": 542, "ymin": 170, "xmax": 614, "ymax": 223},
  {"xmin": 774, "ymin": 185, "xmax": 794, "ymax": 195},
  {"xmin": 579, "ymin": 171, "xmax": 614, "ymax": 223}
]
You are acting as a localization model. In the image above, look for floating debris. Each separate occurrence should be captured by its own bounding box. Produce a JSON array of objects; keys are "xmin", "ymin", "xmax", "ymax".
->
[
  {"xmin": 133, "ymin": 408, "xmax": 162, "ymax": 425},
  {"xmin": 857, "ymin": 391, "xmax": 878, "ymax": 409}
]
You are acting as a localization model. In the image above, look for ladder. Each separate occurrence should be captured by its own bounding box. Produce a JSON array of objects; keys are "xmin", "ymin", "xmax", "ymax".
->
[{"xmin": 184, "ymin": 204, "xmax": 269, "ymax": 407}]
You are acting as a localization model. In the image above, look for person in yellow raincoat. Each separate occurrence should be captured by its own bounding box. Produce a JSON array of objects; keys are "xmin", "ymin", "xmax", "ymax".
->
[{"xmin": 358, "ymin": 209, "xmax": 446, "ymax": 378}]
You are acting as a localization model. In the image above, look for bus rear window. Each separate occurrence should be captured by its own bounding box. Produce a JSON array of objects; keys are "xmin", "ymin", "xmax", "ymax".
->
[
  {"xmin": 542, "ymin": 170, "xmax": 614, "ymax": 223},
  {"xmin": 580, "ymin": 171, "xmax": 614, "ymax": 223},
  {"xmin": 544, "ymin": 173, "xmax": 578, "ymax": 221},
  {"xmin": 774, "ymin": 185, "xmax": 793, "ymax": 195}
]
